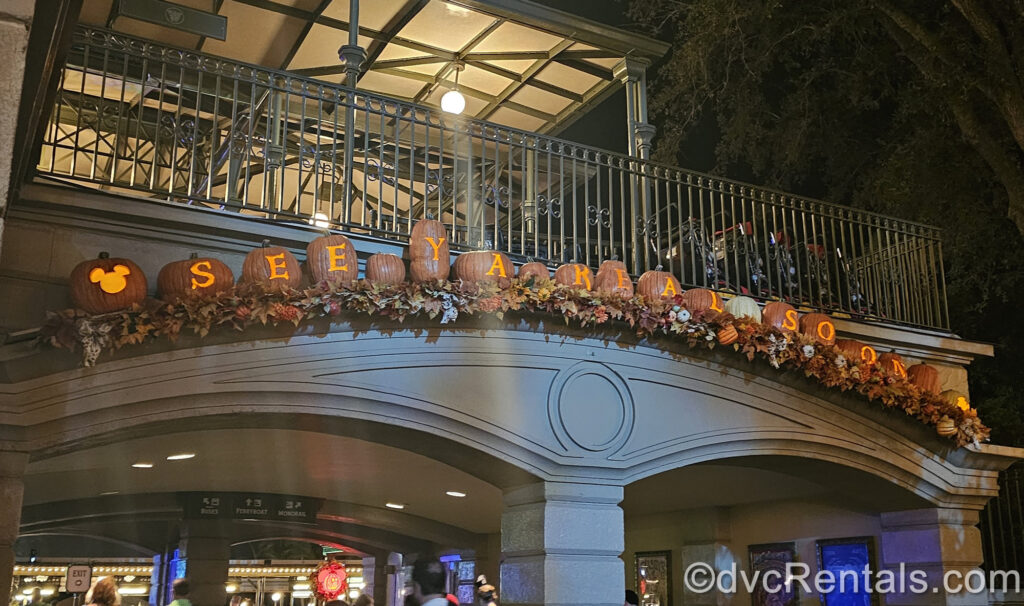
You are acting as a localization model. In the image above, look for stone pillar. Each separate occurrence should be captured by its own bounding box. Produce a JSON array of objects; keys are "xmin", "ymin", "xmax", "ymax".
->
[
  {"xmin": 180, "ymin": 521, "xmax": 231, "ymax": 606},
  {"xmin": 0, "ymin": 451, "xmax": 29, "ymax": 606},
  {"xmin": 500, "ymin": 482, "xmax": 624, "ymax": 606},
  {"xmin": 385, "ymin": 552, "xmax": 403, "ymax": 606},
  {"xmin": 880, "ymin": 508, "xmax": 987, "ymax": 606},
  {"xmin": 0, "ymin": 1, "xmax": 34, "ymax": 252},
  {"xmin": 362, "ymin": 555, "xmax": 388, "ymax": 605}
]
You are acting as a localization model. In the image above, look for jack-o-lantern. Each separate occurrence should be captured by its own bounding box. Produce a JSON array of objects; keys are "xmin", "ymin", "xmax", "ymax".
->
[
  {"xmin": 517, "ymin": 261, "xmax": 550, "ymax": 282},
  {"xmin": 366, "ymin": 253, "xmax": 406, "ymax": 285},
  {"xmin": 242, "ymin": 240, "xmax": 301, "ymax": 290},
  {"xmin": 763, "ymin": 301, "xmax": 799, "ymax": 333},
  {"xmin": 70, "ymin": 252, "xmax": 148, "ymax": 314},
  {"xmin": 637, "ymin": 266, "xmax": 682, "ymax": 301},
  {"xmin": 878, "ymin": 351, "xmax": 908, "ymax": 379},
  {"xmin": 157, "ymin": 253, "xmax": 234, "ymax": 301},
  {"xmin": 554, "ymin": 263, "xmax": 594, "ymax": 291},
  {"xmin": 907, "ymin": 363, "xmax": 941, "ymax": 395},
  {"xmin": 680, "ymin": 287, "xmax": 724, "ymax": 314},
  {"xmin": 835, "ymin": 339, "xmax": 877, "ymax": 366},
  {"xmin": 409, "ymin": 218, "xmax": 450, "ymax": 282},
  {"xmin": 453, "ymin": 251, "xmax": 513, "ymax": 287},
  {"xmin": 941, "ymin": 390, "xmax": 970, "ymax": 412},
  {"xmin": 724, "ymin": 296, "xmax": 761, "ymax": 322},
  {"xmin": 799, "ymin": 312, "xmax": 836, "ymax": 345},
  {"xmin": 593, "ymin": 259, "xmax": 633, "ymax": 298},
  {"xmin": 936, "ymin": 416, "xmax": 957, "ymax": 437},
  {"xmin": 306, "ymin": 233, "xmax": 358, "ymax": 285},
  {"xmin": 717, "ymin": 324, "xmax": 738, "ymax": 345}
]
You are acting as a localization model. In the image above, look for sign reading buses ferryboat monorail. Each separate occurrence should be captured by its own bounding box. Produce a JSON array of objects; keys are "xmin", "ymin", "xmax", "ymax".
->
[{"xmin": 181, "ymin": 492, "xmax": 322, "ymax": 524}]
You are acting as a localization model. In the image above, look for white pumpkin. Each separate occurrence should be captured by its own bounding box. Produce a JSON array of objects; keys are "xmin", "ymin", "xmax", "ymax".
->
[{"xmin": 725, "ymin": 295, "xmax": 762, "ymax": 322}]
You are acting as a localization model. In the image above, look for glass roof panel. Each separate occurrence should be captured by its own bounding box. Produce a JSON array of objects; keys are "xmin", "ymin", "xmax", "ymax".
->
[{"xmin": 396, "ymin": 0, "xmax": 496, "ymax": 53}]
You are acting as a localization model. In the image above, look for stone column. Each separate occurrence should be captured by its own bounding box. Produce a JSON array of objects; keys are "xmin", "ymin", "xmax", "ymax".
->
[
  {"xmin": 362, "ymin": 555, "xmax": 388, "ymax": 605},
  {"xmin": 0, "ymin": 451, "xmax": 29, "ymax": 606},
  {"xmin": 880, "ymin": 508, "xmax": 987, "ymax": 606},
  {"xmin": 181, "ymin": 520, "xmax": 231, "ymax": 606},
  {"xmin": 0, "ymin": 1, "xmax": 34, "ymax": 252},
  {"xmin": 500, "ymin": 482, "xmax": 624, "ymax": 606},
  {"xmin": 385, "ymin": 552, "xmax": 403, "ymax": 606}
]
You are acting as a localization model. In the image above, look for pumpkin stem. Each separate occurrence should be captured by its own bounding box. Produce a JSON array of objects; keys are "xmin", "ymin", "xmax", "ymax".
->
[
  {"xmin": 655, "ymin": 264, "xmax": 664, "ymax": 271},
  {"xmin": 261, "ymin": 239, "xmax": 271, "ymax": 248},
  {"xmin": 426, "ymin": 212, "xmax": 435, "ymax": 220},
  {"xmin": 321, "ymin": 229, "xmax": 331, "ymax": 237},
  {"xmin": 189, "ymin": 252, "xmax": 199, "ymax": 259},
  {"xmin": 98, "ymin": 252, "xmax": 110, "ymax": 259}
]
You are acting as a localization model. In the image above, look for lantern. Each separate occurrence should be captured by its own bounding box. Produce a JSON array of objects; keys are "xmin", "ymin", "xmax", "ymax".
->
[
  {"xmin": 452, "ymin": 251, "xmax": 513, "ymax": 287},
  {"xmin": 799, "ymin": 312, "xmax": 836, "ymax": 345},
  {"xmin": 366, "ymin": 253, "xmax": 406, "ymax": 285},
  {"xmin": 242, "ymin": 240, "xmax": 301, "ymax": 290},
  {"xmin": 593, "ymin": 259, "xmax": 633, "ymax": 298},
  {"xmin": 763, "ymin": 301, "xmax": 799, "ymax": 333},
  {"xmin": 907, "ymin": 363, "xmax": 941, "ymax": 395},
  {"xmin": 680, "ymin": 287, "xmax": 724, "ymax": 314},
  {"xmin": 724, "ymin": 296, "xmax": 761, "ymax": 322},
  {"xmin": 517, "ymin": 261, "xmax": 550, "ymax": 282},
  {"xmin": 70, "ymin": 252, "xmax": 148, "ymax": 314},
  {"xmin": 637, "ymin": 266, "xmax": 682, "ymax": 301},
  {"xmin": 157, "ymin": 253, "xmax": 234, "ymax": 301},
  {"xmin": 941, "ymin": 390, "xmax": 970, "ymax": 412},
  {"xmin": 878, "ymin": 351, "xmax": 908, "ymax": 379},
  {"xmin": 554, "ymin": 263, "xmax": 594, "ymax": 291},
  {"xmin": 835, "ymin": 339, "xmax": 877, "ymax": 366},
  {"xmin": 409, "ymin": 218, "xmax": 450, "ymax": 282},
  {"xmin": 717, "ymin": 324, "xmax": 738, "ymax": 345},
  {"xmin": 306, "ymin": 233, "xmax": 359, "ymax": 285}
]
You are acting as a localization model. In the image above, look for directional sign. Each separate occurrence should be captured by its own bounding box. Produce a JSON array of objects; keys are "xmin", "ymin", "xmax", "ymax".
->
[
  {"xmin": 66, "ymin": 566, "xmax": 92, "ymax": 593},
  {"xmin": 181, "ymin": 492, "xmax": 321, "ymax": 524}
]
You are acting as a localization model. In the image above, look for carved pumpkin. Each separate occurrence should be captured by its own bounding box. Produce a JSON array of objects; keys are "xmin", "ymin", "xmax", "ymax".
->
[
  {"xmin": 409, "ymin": 219, "xmax": 450, "ymax": 282},
  {"xmin": 637, "ymin": 267, "xmax": 682, "ymax": 301},
  {"xmin": 941, "ymin": 390, "xmax": 970, "ymax": 412},
  {"xmin": 717, "ymin": 324, "xmax": 738, "ymax": 345},
  {"xmin": 936, "ymin": 417, "xmax": 957, "ymax": 437},
  {"xmin": 306, "ymin": 233, "xmax": 358, "ymax": 285},
  {"xmin": 517, "ymin": 261, "xmax": 550, "ymax": 282},
  {"xmin": 907, "ymin": 363, "xmax": 941, "ymax": 395},
  {"xmin": 453, "ymin": 251, "xmax": 513, "ymax": 287},
  {"xmin": 680, "ymin": 287, "xmax": 724, "ymax": 314},
  {"xmin": 157, "ymin": 253, "xmax": 234, "ymax": 301},
  {"xmin": 878, "ymin": 351, "xmax": 908, "ymax": 379},
  {"xmin": 724, "ymin": 296, "xmax": 761, "ymax": 322},
  {"xmin": 762, "ymin": 301, "xmax": 799, "ymax": 333},
  {"xmin": 593, "ymin": 259, "xmax": 633, "ymax": 298},
  {"xmin": 835, "ymin": 339, "xmax": 877, "ymax": 366},
  {"xmin": 242, "ymin": 240, "xmax": 301, "ymax": 290},
  {"xmin": 554, "ymin": 263, "xmax": 594, "ymax": 291},
  {"xmin": 799, "ymin": 313, "xmax": 836, "ymax": 345},
  {"xmin": 70, "ymin": 252, "xmax": 148, "ymax": 314},
  {"xmin": 365, "ymin": 253, "xmax": 406, "ymax": 285}
]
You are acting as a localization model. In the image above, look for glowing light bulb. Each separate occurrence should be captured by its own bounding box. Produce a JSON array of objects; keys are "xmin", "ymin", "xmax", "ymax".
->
[{"xmin": 440, "ymin": 90, "xmax": 465, "ymax": 114}]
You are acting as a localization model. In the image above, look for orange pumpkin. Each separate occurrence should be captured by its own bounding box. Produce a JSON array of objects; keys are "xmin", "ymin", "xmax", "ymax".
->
[
  {"xmin": 70, "ymin": 252, "xmax": 148, "ymax": 314},
  {"xmin": 907, "ymin": 363, "xmax": 941, "ymax": 395},
  {"xmin": 799, "ymin": 312, "xmax": 836, "ymax": 345},
  {"xmin": 242, "ymin": 240, "xmax": 301, "ymax": 290},
  {"xmin": 517, "ymin": 261, "xmax": 550, "ymax": 282},
  {"xmin": 157, "ymin": 253, "xmax": 234, "ymax": 301},
  {"xmin": 717, "ymin": 324, "xmax": 738, "ymax": 345},
  {"xmin": 762, "ymin": 301, "xmax": 799, "ymax": 333},
  {"xmin": 306, "ymin": 233, "xmax": 358, "ymax": 284},
  {"xmin": 835, "ymin": 339, "xmax": 877, "ymax": 366},
  {"xmin": 878, "ymin": 351, "xmax": 908, "ymax": 379},
  {"xmin": 936, "ymin": 417, "xmax": 957, "ymax": 437},
  {"xmin": 941, "ymin": 390, "xmax": 970, "ymax": 412},
  {"xmin": 680, "ymin": 287, "xmax": 723, "ymax": 314},
  {"xmin": 365, "ymin": 253, "xmax": 406, "ymax": 285},
  {"xmin": 593, "ymin": 259, "xmax": 633, "ymax": 298},
  {"xmin": 409, "ymin": 219, "xmax": 450, "ymax": 282},
  {"xmin": 637, "ymin": 267, "xmax": 682, "ymax": 301},
  {"xmin": 453, "ymin": 251, "xmax": 513, "ymax": 287},
  {"xmin": 554, "ymin": 263, "xmax": 594, "ymax": 291}
]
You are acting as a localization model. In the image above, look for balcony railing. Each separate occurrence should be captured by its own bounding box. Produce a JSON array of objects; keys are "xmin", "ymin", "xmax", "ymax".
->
[{"xmin": 36, "ymin": 27, "xmax": 949, "ymax": 330}]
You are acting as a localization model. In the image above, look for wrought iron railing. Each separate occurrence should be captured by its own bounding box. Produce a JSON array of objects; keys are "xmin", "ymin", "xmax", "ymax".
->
[
  {"xmin": 981, "ymin": 463, "xmax": 1024, "ymax": 589},
  {"xmin": 36, "ymin": 27, "xmax": 949, "ymax": 330}
]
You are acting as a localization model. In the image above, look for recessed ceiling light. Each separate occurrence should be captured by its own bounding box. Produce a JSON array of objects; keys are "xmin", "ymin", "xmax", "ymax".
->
[
  {"xmin": 166, "ymin": 453, "xmax": 195, "ymax": 461},
  {"xmin": 385, "ymin": 502, "xmax": 405, "ymax": 510},
  {"xmin": 99, "ymin": 490, "xmax": 120, "ymax": 496},
  {"xmin": 445, "ymin": 491, "xmax": 466, "ymax": 498},
  {"xmin": 131, "ymin": 462, "xmax": 153, "ymax": 469}
]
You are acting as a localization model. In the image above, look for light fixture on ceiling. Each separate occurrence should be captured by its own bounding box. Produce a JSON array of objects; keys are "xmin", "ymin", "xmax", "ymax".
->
[
  {"xmin": 385, "ymin": 502, "xmax": 406, "ymax": 510},
  {"xmin": 445, "ymin": 491, "xmax": 466, "ymax": 498},
  {"xmin": 99, "ymin": 490, "xmax": 120, "ymax": 496},
  {"xmin": 440, "ymin": 62, "xmax": 466, "ymax": 115},
  {"xmin": 131, "ymin": 462, "xmax": 153, "ymax": 469},
  {"xmin": 225, "ymin": 584, "xmax": 238, "ymax": 593},
  {"xmin": 271, "ymin": 593, "xmax": 283, "ymax": 602},
  {"xmin": 166, "ymin": 453, "xmax": 195, "ymax": 461},
  {"xmin": 309, "ymin": 212, "xmax": 330, "ymax": 228}
]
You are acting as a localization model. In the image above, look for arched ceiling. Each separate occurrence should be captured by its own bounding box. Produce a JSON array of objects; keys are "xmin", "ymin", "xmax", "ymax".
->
[{"xmin": 75, "ymin": 0, "xmax": 668, "ymax": 134}]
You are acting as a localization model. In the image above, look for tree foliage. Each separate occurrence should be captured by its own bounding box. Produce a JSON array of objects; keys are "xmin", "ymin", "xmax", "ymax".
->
[{"xmin": 630, "ymin": 0, "xmax": 1024, "ymax": 445}]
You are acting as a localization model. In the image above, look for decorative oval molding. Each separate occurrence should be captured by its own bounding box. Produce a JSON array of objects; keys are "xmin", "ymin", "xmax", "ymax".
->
[{"xmin": 548, "ymin": 361, "xmax": 635, "ymax": 456}]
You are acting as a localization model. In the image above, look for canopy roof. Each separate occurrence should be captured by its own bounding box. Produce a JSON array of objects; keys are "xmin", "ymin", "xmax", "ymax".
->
[{"xmin": 77, "ymin": 0, "xmax": 669, "ymax": 134}]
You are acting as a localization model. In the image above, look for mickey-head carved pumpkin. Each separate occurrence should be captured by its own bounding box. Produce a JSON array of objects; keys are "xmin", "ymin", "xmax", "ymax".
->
[
  {"xmin": 637, "ymin": 266, "xmax": 682, "ymax": 302},
  {"xmin": 724, "ymin": 296, "xmax": 761, "ymax": 322},
  {"xmin": 517, "ymin": 261, "xmax": 550, "ymax": 282},
  {"xmin": 453, "ymin": 251, "xmax": 513, "ymax": 287},
  {"xmin": 409, "ymin": 218, "xmax": 450, "ymax": 282},
  {"xmin": 307, "ymin": 233, "xmax": 359, "ymax": 285},
  {"xmin": 157, "ymin": 253, "xmax": 234, "ymax": 301},
  {"xmin": 242, "ymin": 240, "xmax": 301, "ymax": 290},
  {"xmin": 799, "ymin": 313, "xmax": 836, "ymax": 345},
  {"xmin": 907, "ymin": 363, "xmax": 941, "ymax": 395},
  {"xmin": 366, "ymin": 253, "xmax": 406, "ymax": 285},
  {"xmin": 70, "ymin": 252, "xmax": 148, "ymax": 314},
  {"xmin": 762, "ymin": 301, "xmax": 799, "ymax": 333},
  {"xmin": 680, "ymin": 287, "xmax": 724, "ymax": 314},
  {"xmin": 594, "ymin": 259, "xmax": 633, "ymax": 298},
  {"xmin": 941, "ymin": 390, "xmax": 970, "ymax": 412},
  {"xmin": 835, "ymin": 339, "xmax": 877, "ymax": 366},
  {"xmin": 554, "ymin": 263, "xmax": 594, "ymax": 291},
  {"xmin": 878, "ymin": 351, "xmax": 908, "ymax": 379}
]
